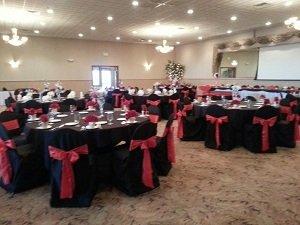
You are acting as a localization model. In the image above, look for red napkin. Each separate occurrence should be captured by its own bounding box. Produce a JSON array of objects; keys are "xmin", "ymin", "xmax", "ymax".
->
[
  {"xmin": 40, "ymin": 114, "xmax": 49, "ymax": 123},
  {"xmin": 84, "ymin": 114, "xmax": 99, "ymax": 123},
  {"xmin": 50, "ymin": 102, "xmax": 60, "ymax": 109},
  {"xmin": 126, "ymin": 110, "xmax": 138, "ymax": 119}
]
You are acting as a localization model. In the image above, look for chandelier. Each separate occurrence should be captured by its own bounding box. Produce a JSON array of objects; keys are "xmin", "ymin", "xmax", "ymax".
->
[
  {"xmin": 155, "ymin": 40, "xmax": 174, "ymax": 54},
  {"xmin": 284, "ymin": 17, "xmax": 300, "ymax": 30},
  {"xmin": 2, "ymin": 28, "xmax": 28, "ymax": 47}
]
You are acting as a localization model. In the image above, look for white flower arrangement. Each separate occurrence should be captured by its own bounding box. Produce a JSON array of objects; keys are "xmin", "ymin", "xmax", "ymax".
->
[{"xmin": 165, "ymin": 60, "xmax": 185, "ymax": 82}]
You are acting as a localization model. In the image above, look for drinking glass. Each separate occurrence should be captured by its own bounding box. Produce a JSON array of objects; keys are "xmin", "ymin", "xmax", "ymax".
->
[
  {"xmin": 106, "ymin": 112, "xmax": 114, "ymax": 125},
  {"xmin": 70, "ymin": 105, "xmax": 76, "ymax": 114},
  {"xmin": 74, "ymin": 113, "xmax": 80, "ymax": 123}
]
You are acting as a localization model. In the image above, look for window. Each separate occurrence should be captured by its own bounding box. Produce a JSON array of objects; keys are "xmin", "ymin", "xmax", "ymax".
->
[{"xmin": 91, "ymin": 66, "xmax": 119, "ymax": 88}]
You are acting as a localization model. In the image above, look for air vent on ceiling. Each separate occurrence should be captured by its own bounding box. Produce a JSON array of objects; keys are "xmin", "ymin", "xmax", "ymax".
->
[{"xmin": 253, "ymin": 2, "xmax": 270, "ymax": 8}]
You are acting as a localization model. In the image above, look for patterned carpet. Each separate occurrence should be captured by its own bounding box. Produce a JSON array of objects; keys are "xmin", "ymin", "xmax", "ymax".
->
[{"xmin": 0, "ymin": 121, "xmax": 299, "ymax": 225}]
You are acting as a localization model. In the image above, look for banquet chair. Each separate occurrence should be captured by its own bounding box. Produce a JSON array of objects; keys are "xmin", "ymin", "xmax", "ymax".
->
[
  {"xmin": 23, "ymin": 100, "xmax": 44, "ymax": 114},
  {"xmin": 48, "ymin": 129, "xmax": 96, "ymax": 207},
  {"xmin": 178, "ymin": 98, "xmax": 206, "ymax": 141},
  {"xmin": 162, "ymin": 93, "xmax": 180, "ymax": 120},
  {"xmin": 122, "ymin": 93, "xmax": 135, "ymax": 110},
  {"xmin": 147, "ymin": 94, "xmax": 161, "ymax": 119},
  {"xmin": 244, "ymin": 96, "xmax": 257, "ymax": 102},
  {"xmin": 153, "ymin": 114, "xmax": 175, "ymax": 176},
  {"xmin": 275, "ymin": 99, "xmax": 298, "ymax": 148},
  {"xmin": 244, "ymin": 106, "xmax": 278, "ymax": 153},
  {"xmin": 0, "ymin": 111, "xmax": 27, "ymax": 140},
  {"xmin": 205, "ymin": 105, "xmax": 235, "ymax": 151},
  {"xmin": 180, "ymin": 87, "xmax": 190, "ymax": 100},
  {"xmin": 60, "ymin": 90, "xmax": 71, "ymax": 98},
  {"xmin": 285, "ymin": 94, "xmax": 298, "ymax": 109},
  {"xmin": 60, "ymin": 99, "xmax": 77, "ymax": 112},
  {"xmin": 0, "ymin": 124, "xmax": 48, "ymax": 194},
  {"xmin": 112, "ymin": 89, "xmax": 123, "ymax": 108},
  {"xmin": 112, "ymin": 122, "xmax": 160, "ymax": 196}
]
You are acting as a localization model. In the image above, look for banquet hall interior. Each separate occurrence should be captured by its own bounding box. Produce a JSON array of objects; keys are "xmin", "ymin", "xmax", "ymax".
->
[{"xmin": 0, "ymin": 0, "xmax": 300, "ymax": 224}]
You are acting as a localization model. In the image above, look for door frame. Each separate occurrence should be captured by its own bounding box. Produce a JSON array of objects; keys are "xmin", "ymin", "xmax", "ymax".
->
[{"xmin": 91, "ymin": 65, "xmax": 119, "ymax": 87}]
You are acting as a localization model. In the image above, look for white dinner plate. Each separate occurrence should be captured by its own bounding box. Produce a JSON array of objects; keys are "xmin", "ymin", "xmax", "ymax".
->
[
  {"xmin": 96, "ymin": 121, "xmax": 107, "ymax": 125},
  {"xmin": 117, "ymin": 118, "xmax": 126, "ymax": 121},
  {"xmin": 65, "ymin": 122, "xmax": 79, "ymax": 126},
  {"xmin": 57, "ymin": 114, "xmax": 68, "ymax": 118},
  {"xmin": 49, "ymin": 119, "xmax": 62, "ymax": 123},
  {"xmin": 120, "ymin": 113, "xmax": 126, "ymax": 116},
  {"xmin": 36, "ymin": 125, "xmax": 52, "ymax": 129},
  {"xmin": 79, "ymin": 111, "xmax": 89, "ymax": 114},
  {"xmin": 87, "ymin": 109, "xmax": 96, "ymax": 112},
  {"xmin": 27, "ymin": 118, "xmax": 40, "ymax": 122},
  {"xmin": 86, "ymin": 126, "xmax": 97, "ymax": 129}
]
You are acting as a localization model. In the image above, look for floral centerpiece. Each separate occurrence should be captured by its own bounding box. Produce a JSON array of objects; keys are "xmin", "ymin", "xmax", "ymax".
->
[{"xmin": 165, "ymin": 60, "xmax": 185, "ymax": 84}]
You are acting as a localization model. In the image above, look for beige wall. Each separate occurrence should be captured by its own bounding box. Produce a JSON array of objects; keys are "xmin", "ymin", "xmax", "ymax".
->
[
  {"xmin": 0, "ymin": 36, "xmax": 173, "ymax": 92},
  {"xmin": 175, "ymin": 25, "xmax": 300, "ymax": 86}
]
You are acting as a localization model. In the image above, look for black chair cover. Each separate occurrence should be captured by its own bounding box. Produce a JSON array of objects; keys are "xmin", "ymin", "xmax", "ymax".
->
[
  {"xmin": 205, "ymin": 105, "xmax": 235, "ymax": 151},
  {"xmin": 112, "ymin": 122, "xmax": 160, "ymax": 196},
  {"xmin": 60, "ymin": 99, "xmax": 77, "ymax": 112},
  {"xmin": 0, "ymin": 125, "xmax": 47, "ymax": 193},
  {"xmin": 243, "ymin": 106, "xmax": 278, "ymax": 153},
  {"xmin": 48, "ymin": 129, "xmax": 96, "ymax": 207}
]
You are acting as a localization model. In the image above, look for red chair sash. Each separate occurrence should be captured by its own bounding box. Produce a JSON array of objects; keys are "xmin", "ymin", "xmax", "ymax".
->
[
  {"xmin": 6, "ymin": 107, "xmax": 14, "ymax": 112},
  {"xmin": 206, "ymin": 115, "xmax": 228, "ymax": 148},
  {"xmin": 163, "ymin": 127, "xmax": 175, "ymax": 163},
  {"xmin": 49, "ymin": 145, "xmax": 88, "ymax": 199},
  {"xmin": 176, "ymin": 104, "xmax": 193, "ymax": 139},
  {"xmin": 2, "ymin": 119, "xmax": 20, "ymax": 131},
  {"xmin": 24, "ymin": 108, "xmax": 43, "ymax": 115},
  {"xmin": 0, "ymin": 138, "xmax": 16, "ymax": 185},
  {"xmin": 147, "ymin": 100, "xmax": 160, "ymax": 106},
  {"xmin": 181, "ymin": 90, "xmax": 189, "ymax": 98},
  {"xmin": 253, "ymin": 116, "xmax": 277, "ymax": 152},
  {"xmin": 122, "ymin": 99, "xmax": 134, "ymax": 108},
  {"xmin": 129, "ymin": 136, "xmax": 157, "ymax": 188},
  {"xmin": 169, "ymin": 99, "xmax": 180, "ymax": 117},
  {"xmin": 112, "ymin": 93, "xmax": 122, "ymax": 108},
  {"xmin": 290, "ymin": 100, "xmax": 297, "ymax": 108},
  {"xmin": 149, "ymin": 115, "xmax": 159, "ymax": 124}
]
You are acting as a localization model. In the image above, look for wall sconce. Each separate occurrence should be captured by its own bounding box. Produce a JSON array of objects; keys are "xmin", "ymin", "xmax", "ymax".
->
[
  {"xmin": 144, "ymin": 62, "xmax": 152, "ymax": 71},
  {"xmin": 8, "ymin": 60, "xmax": 20, "ymax": 69}
]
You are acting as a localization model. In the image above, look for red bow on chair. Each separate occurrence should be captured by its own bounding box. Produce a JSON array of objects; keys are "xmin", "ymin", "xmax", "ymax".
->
[
  {"xmin": 6, "ymin": 107, "xmax": 14, "ymax": 112},
  {"xmin": 280, "ymin": 106, "xmax": 292, "ymax": 115},
  {"xmin": 147, "ymin": 100, "xmax": 160, "ymax": 106},
  {"xmin": 122, "ymin": 99, "xmax": 134, "ymax": 108},
  {"xmin": 285, "ymin": 114, "xmax": 300, "ymax": 141},
  {"xmin": 253, "ymin": 116, "xmax": 277, "ymax": 152},
  {"xmin": 182, "ymin": 90, "xmax": 189, "ymax": 98},
  {"xmin": 176, "ymin": 104, "xmax": 193, "ymax": 139},
  {"xmin": 112, "ymin": 93, "xmax": 122, "ymax": 108},
  {"xmin": 129, "ymin": 136, "xmax": 157, "ymax": 188},
  {"xmin": 163, "ymin": 127, "xmax": 175, "ymax": 163},
  {"xmin": 49, "ymin": 145, "xmax": 88, "ymax": 199},
  {"xmin": 0, "ymin": 138, "xmax": 16, "ymax": 185},
  {"xmin": 24, "ymin": 108, "xmax": 43, "ymax": 115},
  {"xmin": 169, "ymin": 99, "xmax": 180, "ymax": 118},
  {"xmin": 1, "ymin": 119, "xmax": 20, "ymax": 131},
  {"xmin": 149, "ymin": 115, "xmax": 159, "ymax": 124},
  {"xmin": 290, "ymin": 100, "xmax": 297, "ymax": 108},
  {"xmin": 206, "ymin": 115, "xmax": 229, "ymax": 148}
]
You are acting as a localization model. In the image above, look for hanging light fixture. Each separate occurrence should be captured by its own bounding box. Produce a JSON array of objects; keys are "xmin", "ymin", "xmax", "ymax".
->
[
  {"xmin": 155, "ymin": 40, "xmax": 174, "ymax": 54},
  {"xmin": 284, "ymin": 17, "xmax": 300, "ymax": 30},
  {"xmin": 2, "ymin": 28, "xmax": 28, "ymax": 47}
]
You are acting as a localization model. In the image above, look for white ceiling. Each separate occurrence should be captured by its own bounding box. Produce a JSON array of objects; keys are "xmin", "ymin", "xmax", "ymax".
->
[{"xmin": 0, "ymin": 0, "xmax": 299, "ymax": 45}]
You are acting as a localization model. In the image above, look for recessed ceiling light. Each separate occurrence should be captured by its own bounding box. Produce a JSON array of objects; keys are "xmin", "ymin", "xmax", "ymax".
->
[
  {"xmin": 155, "ymin": 22, "xmax": 160, "ymax": 26},
  {"xmin": 285, "ymin": 1, "xmax": 293, "ymax": 7},
  {"xmin": 265, "ymin": 21, "xmax": 272, "ymax": 26},
  {"xmin": 187, "ymin": 9, "xmax": 194, "ymax": 15},
  {"xmin": 116, "ymin": 36, "xmax": 120, "ymax": 40},
  {"xmin": 148, "ymin": 39, "xmax": 152, "ymax": 43},
  {"xmin": 227, "ymin": 30, "xmax": 232, "ymax": 34},
  {"xmin": 132, "ymin": 1, "xmax": 139, "ymax": 6},
  {"xmin": 194, "ymin": 26, "xmax": 200, "ymax": 30},
  {"xmin": 34, "ymin": 30, "xmax": 40, "ymax": 34},
  {"xmin": 132, "ymin": 30, "xmax": 137, "ymax": 34},
  {"xmin": 198, "ymin": 36, "xmax": 203, "ymax": 40},
  {"xmin": 90, "ymin": 26, "xmax": 96, "ymax": 30},
  {"xmin": 231, "ymin": 16, "xmax": 237, "ymax": 21},
  {"xmin": 78, "ymin": 33, "xmax": 83, "ymax": 37},
  {"xmin": 176, "ymin": 41, "xmax": 181, "ymax": 44},
  {"xmin": 47, "ymin": 8, "xmax": 54, "ymax": 14},
  {"xmin": 107, "ymin": 16, "xmax": 113, "ymax": 21},
  {"xmin": 40, "ymin": 21, "xmax": 46, "ymax": 26}
]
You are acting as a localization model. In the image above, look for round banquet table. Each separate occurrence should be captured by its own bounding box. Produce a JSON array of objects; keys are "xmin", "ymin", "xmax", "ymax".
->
[
  {"xmin": 24, "ymin": 110, "xmax": 149, "ymax": 169},
  {"xmin": 15, "ymin": 98, "xmax": 86, "ymax": 114},
  {"xmin": 193, "ymin": 101, "xmax": 280, "ymax": 145}
]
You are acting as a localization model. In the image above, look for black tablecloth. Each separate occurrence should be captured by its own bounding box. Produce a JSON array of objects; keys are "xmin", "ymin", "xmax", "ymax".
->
[{"xmin": 25, "ymin": 111, "xmax": 149, "ymax": 169}]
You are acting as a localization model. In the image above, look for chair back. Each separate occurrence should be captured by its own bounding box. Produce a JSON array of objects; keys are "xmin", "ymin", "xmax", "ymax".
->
[
  {"xmin": 255, "ymin": 105, "xmax": 278, "ymax": 119},
  {"xmin": 60, "ymin": 99, "xmax": 77, "ymax": 112},
  {"xmin": 0, "ymin": 112, "xmax": 24, "ymax": 137},
  {"xmin": 24, "ymin": 100, "xmax": 42, "ymax": 109},
  {"xmin": 147, "ymin": 94, "xmax": 160, "ymax": 101}
]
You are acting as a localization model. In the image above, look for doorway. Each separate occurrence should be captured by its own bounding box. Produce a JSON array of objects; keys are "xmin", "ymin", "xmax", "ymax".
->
[{"xmin": 92, "ymin": 66, "xmax": 119, "ymax": 88}]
